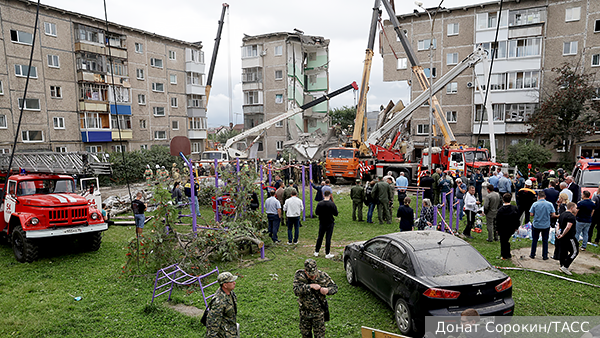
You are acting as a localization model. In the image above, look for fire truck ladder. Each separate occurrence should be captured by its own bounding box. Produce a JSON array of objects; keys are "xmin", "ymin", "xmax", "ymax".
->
[{"xmin": 0, "ymin": 152, "xmax": 112, "ymax": 175}]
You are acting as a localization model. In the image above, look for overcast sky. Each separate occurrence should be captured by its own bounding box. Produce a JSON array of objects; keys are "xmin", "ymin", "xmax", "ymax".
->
[{"xmin": 42, "ymin": 0, "xmax": 480, "ymax": 127}]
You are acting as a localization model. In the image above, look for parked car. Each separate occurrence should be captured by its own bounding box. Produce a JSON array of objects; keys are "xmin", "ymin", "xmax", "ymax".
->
[{"xmin": 343, "ymin": 231, "xmax": 514, "ymax": 336}]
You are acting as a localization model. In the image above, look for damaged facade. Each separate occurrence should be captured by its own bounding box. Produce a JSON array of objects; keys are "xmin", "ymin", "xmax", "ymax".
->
[{"xmin": 241, "ymin": 32, "xmax": 330, "ymax": 159}]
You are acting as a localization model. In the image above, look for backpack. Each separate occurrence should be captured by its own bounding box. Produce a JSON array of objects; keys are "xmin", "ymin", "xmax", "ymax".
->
[{"xmin": 364, "ymin": 185, "xmax": 373, "ymax": 206}]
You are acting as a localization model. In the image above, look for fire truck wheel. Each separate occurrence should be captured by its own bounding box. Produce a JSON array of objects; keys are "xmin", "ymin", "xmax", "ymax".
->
[
  {"xmin": 11, "ymin": 225, "xmax": 38, "ymax": 263},
  {"xmin": 83, "ymin": 232, "xmax": 102, "ymax": 252}
]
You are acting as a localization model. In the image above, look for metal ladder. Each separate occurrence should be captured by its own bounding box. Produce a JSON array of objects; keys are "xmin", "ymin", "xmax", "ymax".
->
[{"xmin": 0, "ymin": 152, "xmax": 112, "ymax": 175}]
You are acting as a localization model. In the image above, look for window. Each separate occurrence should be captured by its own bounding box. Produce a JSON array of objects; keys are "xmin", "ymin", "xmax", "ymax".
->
[
  {"xmin": 477, "ymin": 12, "xmax": 508, "ymax": 30},
  {"xmin": 79, "ymin": 83, "xmax": 107, "ymax": 101},
  {"xmin": 507, "ymin": 71, "xmax": 540, "ymax": 89},
  {"xmin": 111, "ymin": 115, "xmax": 131, "ymax": 129},
  {"xmin": 50, "ymin": 86, "xmax": 62, "ymax": 98},
  {"xmin": 563, "ymin": 41, "xmax": 578, "ymax": 55},
  {"xmin": 171, "ymin": 97, "xmax": 178, "ymax": 107},
  {"xmin": 77, "ymin": 25, "xmax": 101, "ymax": 44},
  {"xmin": 446, "ymin": 82, "xmax": 458, "ymax": 94},
  {"xmin": 475, "ymin": 104, "xmax": 505, "ymax": 122},
  {"xmin": 152, "ymin": 83, "xmax": 164, "ymax": 92},
  {"xmin": 487, "ymin": 12, "xmax": 498, "ymax": 28},
  {"xmin": 416, "ymin": 124, "xmax": 430, "ymax": 135},
  {"xmin": 187, "ymin": 72, "xmax": 203, "ymax": 85},
  {"xmin": 47, "ymin": 54, "xmax": 60, "ymax": 68},
  {"xmin": 446, "ymin": 53, "xmax": 458, "ymax": 65},
  {"xmin": 275, "ymin": 70, "xmax": 283, "ymax": 80},
  {"xmin": 0, "ymin": 80, "xmax": 3, "ymax": 95},
  {"xmin": 18, "ymin": 98, "xmax": 41, "ymax": 110},
  {"xmin": 397, "ymin": 58, "xmax": 408, "ymax": 70},
  {"xmin": 150, "ymin": 58, "xmax": 163, "ymax": 68},
  {"xmin": 22, "ymin": 130, "xmax": 43, "ymax": 142},
  {"xmin": 508, "ymin": 7, "xmax": 545, "ymax": 27},
  {"xmin": 55, "ymin": 146, "xmax": 67, "ymax": 152},
  {"xmin": 189, "ymin": 117, "xmax": 206, "ymax": 130},
  {"xmin": 139, "ymin": 119, "xmax": 147, "ymax": 129},
  {"xmin": 424, "ymin": 67, "xmax": 436, "ymax": 78},
  {"xmin": 170, "ymin": 74, "xmax": 177, "ymax": 84},
  {"xmin": 242, "ymin": 45, "xmax": 258, "ymax": 58},
  {"xmin": 244, "ymin": 91, "xmax": 260, "ymax": 105},
  {"xmin": 138, "ymin": 94, "xmax": 146, "ymax": 105},
  {"xmin": 0, "ymin": 114, "xmax": 7, "ymax": 128},
  {"xmin": 446, "ymin": 111, "xmax": 457, "ymax": 123},
  {"xmin": 111, "ymin": 145, "xmax": 126, "ymax": 153},
  {"xmin": 507, "ymin": 38, "xmax": 540, "ymax": 58},
  {"xmin": 140, "ymin": 144, "xmax": 148, "ymax": 150},
  {"xmin": 592, "ymin": 54, "xmax": 600, "ymax": 67},
  {"xmin": 489, "ymin": 74, "xmax": 507, "ymax": 90},
  {"xmin": 308, "ymin": 52, "xmax": 317, "ymax": 61},
  {"xmin": 447, "ymin": 23, "xmax": 459, "ymax": 36},
  {"xmin": 274, "ymin": 45, "xmax": 283, "ymax": 56},
  {"xmin": 53, "ymin": 117, "xmax": 65, "ymax": 129},
  {"xmin": 276, "ymin": 141, "xmax": 284, "ymax": 150},
  {"xmin": 565, "ymin": 7, "xmax": 581, "ymax": 22},
  {"xmin": 505, "ymin": 103, "xmax": 537, "ymax": 122},
  {"xmin": 191, "ymin": 142, "xmax": 200, "ymax": 153},
  {"xmin": 15, "ymin": 64, "xmax": 38, "ymax": 78},
  {"xmin": 275, "ymin": 121, "xmax": 283, "ymax": 127},
  {"xmin": 135, "ymin": 42, "xmax": 143, "ymax": 53},
  {"xmin": 190, "ymin": 49, "xmax": 203, "ymax": 63},
  {"xmin": 154, "ymin": 130, "xmax": 167, "ymax": 140},
  {"xmin": 10, "ymin": 30, "xmax": 33, "ymax": 45},
  {"xmin": 275, "ymin": 94, "xmax": 283, "ymax": 104},
  {"xmin": 169, "ymin": 50, "xmax": 176, "ymax": 60},
  {"xmin": 596, "ymin": 20, "xmax": 600, "ymax": 33},
  {"xmin": 136, "ymin": 68, "xmax": 144, "ymax": 80},
  {"xmin": 44, "ymin": 22, "xmax": 57, "ymax": 36},
  {"xmin": 85, "ymin": 145, "xmax": 102, "ymax": 153},
  {"xmin": 153, "ymin": 107, "xmax": 165, "ymax": 116},
  {"xmin": 418, "ymin": 38, "xmax": 436, "ymax": 51},
  {"xmin": 188, "ymin": 94, "xmax": 204, "ymax": 108},
  {"xmin": 172, "ymin": 120, "xmax": 179, "ymax": 130}
]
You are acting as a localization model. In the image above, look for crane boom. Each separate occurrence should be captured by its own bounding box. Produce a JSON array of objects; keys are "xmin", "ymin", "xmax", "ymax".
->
[
  {"xmin": 352, "ymin": 0, "xmax": 381, "ymax": 153},
  {"xmin": 366, "ymin": 48, "xmax": 486, "ymax": 146},
  {"xmin": 205, "ymin": 3, "xmax": 229, "ymax": 106},
  {"xmin": 224, "ymin": 82, "xmax": 358, "ymax": 159},
  {"xmin": 381, "ymin": 0, "xmax": 456, "ymax": 145}
]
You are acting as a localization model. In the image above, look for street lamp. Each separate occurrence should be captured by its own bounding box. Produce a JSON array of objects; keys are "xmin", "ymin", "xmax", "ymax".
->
[{"xmin": 415, "ymin": 1, "xmax": 435, "ymax": 173}]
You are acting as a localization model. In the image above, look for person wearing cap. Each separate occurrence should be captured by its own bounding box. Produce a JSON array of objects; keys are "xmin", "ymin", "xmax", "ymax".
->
[
  {"xmin": 517, "ymin": 180, "xmax": 537, "ymax": 225},
  {"xmin": 293, "ymin": 259, "xmax": 338, "ymax": 338},
  {"xmin": 350, "ymin": 179, "xmax": 364, "ymax": 222},
  {"xmin": 206, "ymin": 272, "xmax": 238, "ymax": 338},
  {"xmin": 371, "ymin": 175, "xmax": 392, "ymax": 224},
  {"xmin": 283, "ymin": 180, "xmax": 298, "ymax": 204}
]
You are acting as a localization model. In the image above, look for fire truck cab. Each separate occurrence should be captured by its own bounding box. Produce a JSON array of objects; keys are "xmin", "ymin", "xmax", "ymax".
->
[{"xmin": 572, "ymin": 158, "xmax": 600, "ymax": 196}]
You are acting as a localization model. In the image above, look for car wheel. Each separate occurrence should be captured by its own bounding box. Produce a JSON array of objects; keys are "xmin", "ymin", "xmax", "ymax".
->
[
  {"xmin": 394, "ymin": 298, "xmax": 413, "ymax": 336},
  {"xmin": 345, "ymin": 259, "xmax": 357, "ymax": 285},
  {"xmin": 12, "ymin": 225, "xmax": 39, "ymax": 263},
  {"xmin": 81, "ymin": 232, "xmax": 102, "ymax": 252}
]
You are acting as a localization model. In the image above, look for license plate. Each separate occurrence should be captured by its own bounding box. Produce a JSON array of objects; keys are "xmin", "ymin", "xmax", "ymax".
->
[{"xmin": 335, "ymin": 174, "xmax": 342, "ymax": 176}]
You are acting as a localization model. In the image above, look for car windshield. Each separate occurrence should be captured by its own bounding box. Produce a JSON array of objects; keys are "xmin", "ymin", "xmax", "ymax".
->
[
  {"xmin": 201, "ymin": 152, "xmax": 223, "ymax": 160},
  {"xmin": 464, "ymin": 151, "xmax": 489, "ymax": 162},
  {"xmin": 581, "ymin": 170, "xmax": 600, "ymax": 187},
  {"xmin": 17, "ymin": 179, "xmax": 75, "ymax": 196},
  {"xmin": 328, "ymin": 149, "xmax": 355, "ymax": 159},
  {"xmin": 414, "ymin": 246, "xmax": 491, "ymax": 277}
]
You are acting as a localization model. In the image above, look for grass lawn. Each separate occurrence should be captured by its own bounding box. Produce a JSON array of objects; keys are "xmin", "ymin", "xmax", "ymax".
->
[{"xmin": 0, "ymin": 191, "xmax": 599, "ymax": 337}]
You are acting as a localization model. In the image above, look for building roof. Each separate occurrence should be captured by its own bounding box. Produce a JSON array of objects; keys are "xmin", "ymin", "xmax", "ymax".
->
[
  {"xmin": 242, "ymin": 31, "xmax": 329, "ymax": 46},
  {"xmin": 394, "ymin": 0, "xmax": 522, "ymax": 19},
  {"xmin": 16, "ymin": 0, "xmax": 202, "ymax": 48},
  {"xmin": 232, "ymin": 124, "xmax": 244, "ymax": 132}
]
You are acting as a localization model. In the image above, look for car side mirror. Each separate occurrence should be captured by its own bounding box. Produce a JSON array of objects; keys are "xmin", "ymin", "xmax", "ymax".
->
[{"xmin": 358, "ymin": 244, "xmax": 365, "ymax": 251}]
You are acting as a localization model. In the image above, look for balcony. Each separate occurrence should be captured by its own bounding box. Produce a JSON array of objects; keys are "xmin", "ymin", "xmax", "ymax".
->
[
  {"xmin": 79, "ymin": 101, "xmax": 108, "ymax": 112},
  {"xmin": 243, "ymin": 105, "xmax": 264, "ymax": 114},
  {"xmin": 187, "ymin": 107, "xmax": 206, "ymax": 117},
  {"xmin": 242, "ymin": 57, "xmax": 262, "ymax": 69},
  {"xmin": 74, "ymin": 42, "xmax": 127, "ymax": 59},
  {"xmin": 81, "ymin": 130, "xmax": 112, "ymax": 142},
  {"xmin": 188, "ymin": 130, "xmax": 207, "ymax": 140},
  {"xmin": 111, "ymin": 130, "xmax": 132, "ymax": 140},
  {"xmin": 186, "ymin": 84, "xmax": 206, "ymax": 96}
]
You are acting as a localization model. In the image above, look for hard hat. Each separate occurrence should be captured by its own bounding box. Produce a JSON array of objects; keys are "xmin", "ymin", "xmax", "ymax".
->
[
  {"xmin": 161, "ymin": 166, "xmax": 165, "ymax": 169},
  {"xmin": 525, "ymin": 179, "xmax": 532, "ymax": 186},
  {"xmin": 156, "ymin": 164, "xmax": 160, "ymax": 169},
  {"xmin": 146, "ymin": 164, "xmax": 150, "ymax": 169}
]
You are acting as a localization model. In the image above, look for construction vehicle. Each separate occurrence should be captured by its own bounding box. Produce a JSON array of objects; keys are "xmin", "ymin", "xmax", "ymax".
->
[
  {"xmin": 325, "ymin": 0, "xmax": 499, "ymax": 183},
  {"xmin": 0, "ymin": 152, "xmax": 111, "ymax": 263},
  {"xmin": 223, "ymin": 82, "xmax": 359, "ymax": 159}
]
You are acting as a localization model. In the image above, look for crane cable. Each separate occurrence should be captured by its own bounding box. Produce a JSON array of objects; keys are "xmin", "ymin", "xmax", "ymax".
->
[
  {"xmin": 226, "ymin": 6, "xmax": 233, "ymax": 126},
  {"xmin": 472, "ymin": 0, "xmax": 504, "ymax": 172},
  {"xmin": 0, "ymin": 0, "xmax": 40, "ymax": 208},
  {"xmin": 103, "ymin": 0, "xmax": 137, "ymax": 272}
]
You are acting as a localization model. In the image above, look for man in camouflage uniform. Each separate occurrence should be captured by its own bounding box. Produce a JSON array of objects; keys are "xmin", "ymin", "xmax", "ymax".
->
[
  {"xmin": 293, "ymin": 259, "xmax": 338, "ymax": 338},
  {"xmin": 171, "ymin": 163, "xmax": 181, "ymax": 185},
  {"xmin": 206, "ymin": 272, "xmax": 239, "ymax": 338},
  {"xmin": 350, "ymin": 179, "xmax": 364, "ymax": 222},
  {"xmin": 144, "ymin": 165, "xmax": 153, "ymax": 187},
  {"xmin": 371, "ymin": 175, "xmax": 393, "ymax": 224},
  {"xmin": 283, "ymin": 180, "xmax": 298, "ymax": 204}
]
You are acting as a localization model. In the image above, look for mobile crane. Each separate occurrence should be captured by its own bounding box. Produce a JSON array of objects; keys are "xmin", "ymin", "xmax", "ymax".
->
[{"xmin": 325, "ymin": 1, "xmax": 499, "ymax": 183}]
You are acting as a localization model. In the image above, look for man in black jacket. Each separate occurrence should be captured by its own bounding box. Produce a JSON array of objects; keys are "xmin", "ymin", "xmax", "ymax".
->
[
  {"xmin": 495, "ymin": 193, "xmax": 520, "ymax": 259},
  {"xmin": 314, "ymin": 190, "xmax": 338, "ymax": 259}
]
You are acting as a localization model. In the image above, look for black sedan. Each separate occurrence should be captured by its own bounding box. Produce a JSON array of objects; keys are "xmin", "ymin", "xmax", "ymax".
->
[{"xmin": 344, "ymin": 231, "xmax": 514, "ymax": 336}]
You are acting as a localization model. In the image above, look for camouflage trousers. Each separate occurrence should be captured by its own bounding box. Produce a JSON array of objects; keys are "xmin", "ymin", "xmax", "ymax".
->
[{"xmin": 300, "ymin": 312, "xmax": 325, "ymax": 338}]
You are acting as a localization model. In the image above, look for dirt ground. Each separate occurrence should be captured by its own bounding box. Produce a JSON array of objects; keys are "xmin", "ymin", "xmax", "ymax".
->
[
  {"xmin": 165, "ymin": 303, "xmax": 204, "ymax": 317},
  {"xmin": 510, "ymin": 244, "xmax": 600, "ymax": 274}
]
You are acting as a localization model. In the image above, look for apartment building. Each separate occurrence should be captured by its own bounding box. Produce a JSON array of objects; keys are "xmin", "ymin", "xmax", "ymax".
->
[
  {"xmin": 381, "ymin": 0, "xmax": 600, "ymax": 162},
  {"xmin": 0, "ymin": 0, "xmax": 208, "ymax": 155},
  {"xmin": 241, "ymin": 32, "xmax": 329, "ymax": 159}
]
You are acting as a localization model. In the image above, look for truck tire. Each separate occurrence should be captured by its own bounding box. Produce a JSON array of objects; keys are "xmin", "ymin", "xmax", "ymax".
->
[
  {"xmin": 83, "ymin": 232, "xmax": 102, "ymax": 252},
  {"xmin": 12, "ymin": 225, "xmax": 39, "ymax": 263}
]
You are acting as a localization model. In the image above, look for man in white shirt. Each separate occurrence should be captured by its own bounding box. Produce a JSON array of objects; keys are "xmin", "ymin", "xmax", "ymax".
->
[
  {"xmin": 395, "ymin": 172, "xmax": 408, "ymax": 203},
  {"xmin": 283, "ymin": 190, "xmax": 304, "ymax": 245},
  {"xmin": 265, "ymin": 190, "xmax": 282, "ymax": 243},
  {"xmin": 560, "ymin": 182, "xmax": 573, "ymax": 202}
]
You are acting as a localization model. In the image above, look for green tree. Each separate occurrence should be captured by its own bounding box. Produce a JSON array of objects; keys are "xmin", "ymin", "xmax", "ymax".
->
[
  {"xmin": 102, "ymin": 146, "xmax": 184, "ymax": 186},
  {"xmin": 215, "ymin": 128, "xmax": 241, "ymax": 144},
  {"xmin": 506, "ymin": 140, "xmax": 552, "ymax": 173},
  {"xmin": 329, "ymin": 105, "xmax": 356, "ymax": 130},
  {"xmin": 528, "ymin": 63, "xmax": 600, "ymax": 163}
]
